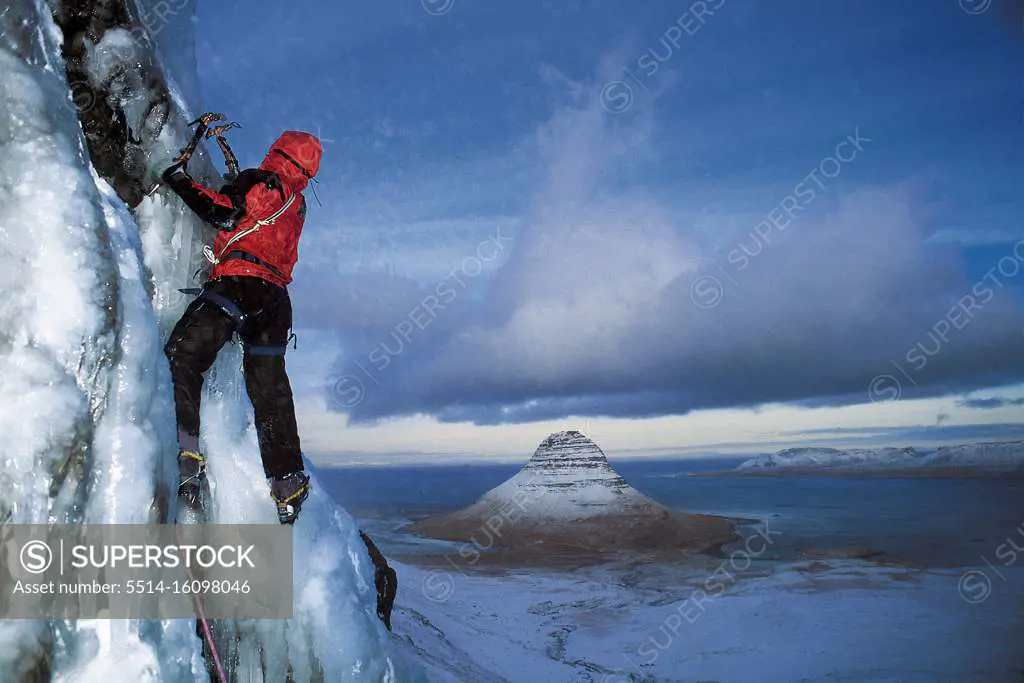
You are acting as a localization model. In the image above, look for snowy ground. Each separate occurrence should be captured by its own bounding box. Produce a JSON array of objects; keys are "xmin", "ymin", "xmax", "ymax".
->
[{"xmin": 391, "ymin": 554, "xmax": 1024, "ymax": 683}]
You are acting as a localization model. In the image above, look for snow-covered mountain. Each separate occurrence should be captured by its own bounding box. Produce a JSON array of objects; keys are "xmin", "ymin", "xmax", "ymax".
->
[
  {"xmin": 920, "ymin": 440, "xmax": 1024, "ymax": 468},
  {"xmin": 738, "ymin": 446, "xmax": 921, "ymax": 470},
  {"xmin": 472, "ymin": 429, "xmax": 668, "ymax": 519},
  {"xmin": 0, "ymin": 1, "xmax": 423, "ymax": 680},
  {"xmin": 737, "ymin": 440, "xmax": 1024, "ymax": 471},
  {"xmin": 410, "ymin": 431, "xmax": 735, "ymax": 556}
]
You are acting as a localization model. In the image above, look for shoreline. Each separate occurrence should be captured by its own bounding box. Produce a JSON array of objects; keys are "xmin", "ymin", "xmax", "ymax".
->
[
  {"xmin": 404, "ymin": 508, "xmax": 743, "ymax": 569},
  {"xmin": 393, "ymin": 550, "xmax": 909, "ymax": 577},
  {"xmin": 390, "ymin": 520, "xmax": 932, "ymax": 575},
  {"xmin": 390, "ymin": 542, "xmax": 952, "ymax": 576}
]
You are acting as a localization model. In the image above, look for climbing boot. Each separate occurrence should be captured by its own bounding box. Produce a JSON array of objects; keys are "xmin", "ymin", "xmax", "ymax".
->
[
  {"xmin": 270, "ymin": 471, "xmax": 311, "ymax": 525},
  {"xmin": 176, "ymin": 449, "xmax": 208, "ymax": 524}
]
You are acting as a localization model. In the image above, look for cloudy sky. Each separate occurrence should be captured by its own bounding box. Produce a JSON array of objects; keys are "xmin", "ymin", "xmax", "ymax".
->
[{"xmin": 181, "ymin": 0, "xmax": 1024, "ymax": 463}]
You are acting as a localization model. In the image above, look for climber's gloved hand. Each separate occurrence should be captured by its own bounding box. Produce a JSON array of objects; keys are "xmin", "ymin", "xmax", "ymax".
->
[{"xmin": 161, "ymin": 161, "xmax": 189, "ymax": 184}]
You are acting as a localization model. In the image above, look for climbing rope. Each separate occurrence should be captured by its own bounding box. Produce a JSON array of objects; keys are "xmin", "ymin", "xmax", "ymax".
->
[{"xmin": 174, "ymin": 524, "xmax": 227, "ymax": 683}]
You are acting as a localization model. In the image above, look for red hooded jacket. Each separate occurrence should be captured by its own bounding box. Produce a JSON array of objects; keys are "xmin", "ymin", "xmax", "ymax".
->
[{"xmin": 167, "ymin": 131, "xmax": 323, "ymax": 288}]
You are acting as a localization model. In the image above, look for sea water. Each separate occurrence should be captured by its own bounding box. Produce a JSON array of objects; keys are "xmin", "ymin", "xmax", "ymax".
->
[{"xmin": 314, "ymin": 457, "xmax": 1024, "ymax": 567}]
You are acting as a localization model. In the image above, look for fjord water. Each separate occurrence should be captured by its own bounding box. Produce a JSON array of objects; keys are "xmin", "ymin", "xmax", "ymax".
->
[{"xmin": 316, "ymin": 457, "xmax": 1024, "ymax": 567}]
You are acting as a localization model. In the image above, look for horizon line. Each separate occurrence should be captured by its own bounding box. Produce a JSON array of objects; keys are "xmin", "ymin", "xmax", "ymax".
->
[{"xmin": 305, "ymin": 432, "xmax": 1024, "ymax": 468}]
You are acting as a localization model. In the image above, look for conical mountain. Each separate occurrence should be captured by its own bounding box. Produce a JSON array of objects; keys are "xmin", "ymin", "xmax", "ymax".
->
[{"xmin": 409, "ymin": 431, "xmax": 736, "ymax": 561}]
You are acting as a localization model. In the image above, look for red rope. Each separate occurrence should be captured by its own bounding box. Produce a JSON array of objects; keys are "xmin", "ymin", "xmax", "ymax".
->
[{"xmin": 175, "ymin": 524, "xmax": 227, "ymax": 683}]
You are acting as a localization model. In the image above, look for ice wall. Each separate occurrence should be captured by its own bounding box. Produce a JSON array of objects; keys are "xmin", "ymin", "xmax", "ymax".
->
[{"xmin": 0, "ymin": 0, "xmax": 424, "ymax": 680}]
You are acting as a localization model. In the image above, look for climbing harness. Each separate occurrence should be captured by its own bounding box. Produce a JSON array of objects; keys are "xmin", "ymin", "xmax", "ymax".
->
[
  {"xmin": 243, "ymin": 331, "xmax": 297, "ymax": 358},
  {"xmin": 217, "ymin": 250, "xmax": 288, "ymax": 282}
]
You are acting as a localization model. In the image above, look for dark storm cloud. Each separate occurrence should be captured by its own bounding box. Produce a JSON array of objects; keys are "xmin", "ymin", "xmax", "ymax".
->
[
  {"xmin": 313, "ymin": 61, "xmax": 1024, "ymax": 426},
  {"xmin": 323, "ymin": 172, "xmax": 1024, "ymax": 426}
]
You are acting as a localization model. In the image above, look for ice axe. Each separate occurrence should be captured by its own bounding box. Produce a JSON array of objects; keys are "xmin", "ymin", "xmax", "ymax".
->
[
  {"xmin": 174, "ymin": 112, "xmax": 227, "ymax": 166},
  {"xmin": 205, "ymin": 121, "xmax": 242, "ymax": 181},
  {"xmin": 144, "ymin": 112, "xmax": 227, "ymax": 197}
]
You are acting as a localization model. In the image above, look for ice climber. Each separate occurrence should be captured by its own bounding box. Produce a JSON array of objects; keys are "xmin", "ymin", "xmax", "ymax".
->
[{"xmin": 161, "ymin": 129, "xmax": 322, "ymax": 525}]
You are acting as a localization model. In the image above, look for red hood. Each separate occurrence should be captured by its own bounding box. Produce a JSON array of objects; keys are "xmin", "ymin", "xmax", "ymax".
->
[{"xmin": 259, "ymin": 131, "xmax": 322, "ymax": 193}]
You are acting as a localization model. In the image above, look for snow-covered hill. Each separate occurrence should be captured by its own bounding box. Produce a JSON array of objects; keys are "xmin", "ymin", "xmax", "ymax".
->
[
  {"xmin": 738, "ymin": 440, "xmax": 1024, "ymax": 471},
  {"xmin": 472, "ymin": 429, "xmax": 668, "ymax": 519},
  {"xmin": 410, "ymin": 431, "xmax": 735, "ymax": 556},
  {"xmin": 920, "ymin": 440, "xmax": 1024, "ymax": 468},
  {"xmin": 738, "ymin": 446, "xmax": 921, "ymax": 470}
]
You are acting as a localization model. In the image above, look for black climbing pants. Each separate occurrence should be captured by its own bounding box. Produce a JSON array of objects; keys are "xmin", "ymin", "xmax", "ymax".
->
[{"xmin": 164, "ymin": 276, "xmax": 303, "ymax": 479}]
